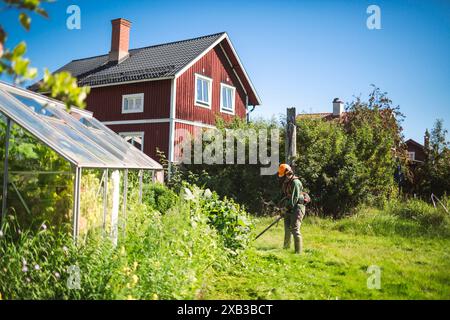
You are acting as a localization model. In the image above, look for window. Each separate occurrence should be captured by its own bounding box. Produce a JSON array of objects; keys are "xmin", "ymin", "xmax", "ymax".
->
[
  {"xmin": 122, "ymin": 93, "xmax": 144, "ymax": 113},
  {"xmin": 120, "ymin": 132, "xmax": 144, "ymax": 152},
  {"xmin": 220, "ymin": 83, "xmax": 236, "ymax": 114},
  {"xmin": 195, "ymin": 74, "xmax": 212, "ymax": 108},
  {"xmin": 408, "ymin": 152, "xmax": 415, "ymax": 161}
]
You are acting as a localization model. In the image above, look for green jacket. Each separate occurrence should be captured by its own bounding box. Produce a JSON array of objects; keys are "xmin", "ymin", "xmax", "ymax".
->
[{"xmin": 280, "ymin": 177, "xmax": 304, "ymax": 208}]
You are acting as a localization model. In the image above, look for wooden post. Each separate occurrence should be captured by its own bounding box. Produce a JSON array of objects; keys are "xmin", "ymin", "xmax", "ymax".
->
[{"xmin": 286, "ymin": 107, "xmax": 297, "ymax": 168}]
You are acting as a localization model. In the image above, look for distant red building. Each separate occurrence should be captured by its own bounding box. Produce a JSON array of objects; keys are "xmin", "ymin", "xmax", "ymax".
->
[
  {"xmin": 31, "ymin": 18, "xmax": 261, "ymax": 162},
  {"xmin": 405, "ymin": 139, "xmax": 426, "ymax": 163}
]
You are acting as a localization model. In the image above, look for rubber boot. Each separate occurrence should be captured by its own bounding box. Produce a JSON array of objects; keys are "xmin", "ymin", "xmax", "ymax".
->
[{"xmin": 294, "ymin": 235, "xmax": 302, "ymax": 254}]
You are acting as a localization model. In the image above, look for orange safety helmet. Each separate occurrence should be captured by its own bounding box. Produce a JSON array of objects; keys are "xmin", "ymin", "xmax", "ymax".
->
[{"xmin": 278, "ymin": 163, "xmax": 292, "ymax": 177}]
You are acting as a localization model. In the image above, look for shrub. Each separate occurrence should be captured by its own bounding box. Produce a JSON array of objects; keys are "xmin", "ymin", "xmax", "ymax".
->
[
  {"xmin": 183, "ymin": 185, "xmax": 254, "ymax": 254},
  {"xmin": 142, "ymin": 182, "xmax": 178, "ymax": 213},
  {"xmin": 175, "ymin": 117, "xmax": 281, "ymax": 215}
]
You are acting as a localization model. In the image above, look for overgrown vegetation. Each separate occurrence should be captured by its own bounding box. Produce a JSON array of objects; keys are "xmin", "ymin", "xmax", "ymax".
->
[
  {"xmin": 295, "ymin": 87, "xmax": 405, "ymax": 217},
  {"xmin": 206, "ymin": 204, "xmax": 450, "ymax": 300},
  {"xmin": 0, "ymin": 191, "xmax": 230, "ymax": 299},
  {"xmin": 409, "ymin": 119, "xmax": 450, "ymax": 198},
  {"xmin": 172, "ymin": 87, "xmax": 414, "ymax": 217},
  {"xmin": 2, "ymin": 192, "xmax": 448, "ymax": 300}
]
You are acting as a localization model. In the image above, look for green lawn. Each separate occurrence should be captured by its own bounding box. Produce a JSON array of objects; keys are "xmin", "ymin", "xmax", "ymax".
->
[{"xmin": 205, "ymin": 213, "xmax": 450, "ymax": 300}]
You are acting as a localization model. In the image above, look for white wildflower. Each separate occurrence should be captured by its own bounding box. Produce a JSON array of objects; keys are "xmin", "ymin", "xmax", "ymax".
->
[
  {"xmin": 203, "ymin": 189, "xmax": 212, "ymax": 199},
  {"xmin": 183, "ymin": 188, "xmax": 195, "ymax": 201},
  {"xmin": 34, "ymin": 264, "xmax": 40, "ymax": 271}
]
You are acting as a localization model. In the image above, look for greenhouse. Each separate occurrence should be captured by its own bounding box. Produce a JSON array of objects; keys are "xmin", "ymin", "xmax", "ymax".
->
[{"xmin": 0, "ymin": 81, "xmax": 163, "ymax": 242}]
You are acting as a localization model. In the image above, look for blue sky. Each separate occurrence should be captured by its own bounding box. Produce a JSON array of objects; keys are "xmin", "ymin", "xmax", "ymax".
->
[{"xmin": 1, "ymin": 0, "xmax": 449, "ymax": 143}]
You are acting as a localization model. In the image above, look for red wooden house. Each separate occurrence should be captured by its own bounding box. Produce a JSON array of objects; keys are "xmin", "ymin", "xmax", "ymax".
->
[{"xmin": 31, "ymin": 18, "xmax": 261, "ymax": 162}]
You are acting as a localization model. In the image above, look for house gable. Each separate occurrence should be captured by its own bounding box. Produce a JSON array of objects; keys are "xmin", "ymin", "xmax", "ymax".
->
[{"xmin": 175, "ymin": 44, "xmax": 247, "ymax": 125}]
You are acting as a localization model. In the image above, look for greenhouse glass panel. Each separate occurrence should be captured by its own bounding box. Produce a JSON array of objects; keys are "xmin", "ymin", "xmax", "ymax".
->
[
  {"xmin": 0, "ymin": 90, "xmax": 102, "ymax": 167},
  {"xmin": 0, "ymin": 82, "xmax": 162, "ymax": 170}
]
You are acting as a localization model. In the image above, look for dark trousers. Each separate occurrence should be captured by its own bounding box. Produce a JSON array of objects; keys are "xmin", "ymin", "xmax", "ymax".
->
[{"xmin": 284, "ymin": 205, "xmax": 305, "ymax": 253}]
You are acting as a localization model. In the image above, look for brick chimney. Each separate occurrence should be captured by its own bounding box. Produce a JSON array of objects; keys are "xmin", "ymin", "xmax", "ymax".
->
[
  {"xmin": 332, "ymin": 98, "xmax": 344, "ymax": 116},
  {"xmin": 109, "ymin": 18, "xmax": 131, "ymax": 63}
]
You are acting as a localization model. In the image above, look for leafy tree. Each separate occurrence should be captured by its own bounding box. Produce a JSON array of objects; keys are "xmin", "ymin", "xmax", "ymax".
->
[
  {"xmin": 172, "ymin": 116, "xmax": 281, "ymax": 215},
  {"xmin": 416, "ymin": 119, "xmax": 450, "ymax": 198}
]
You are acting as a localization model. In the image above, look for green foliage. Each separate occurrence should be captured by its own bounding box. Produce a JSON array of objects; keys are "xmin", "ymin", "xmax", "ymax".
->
[
  {"xmin": 142, "ymin": 182, "xmax": 178, "ymax": 214},
  {"xmin": 172, "ymin": 87, "xmax": 406, "ymax": 217},
  {"xmin": 295, "ymin": 87, "xmax": 404, "ymax": 217},
  {"xmin": 176, "ymin": 117, "xmax": 281, "ymax": 215},
  {"xmin": 414, "ymin": 119, "xmax": 450, "ymax": 198},
  {"xmin": 184, "ymin": 185, "xmax": 254, "ymax": 254},
  {"xmin": 207, "ymin": 211, "xmax": 450, "ymax": 300},
  {"xmin": 0, "ymin": 0, "xmax": 48, "ymax": 83},
  {"xmin": 0, "ymin": 42, "xmax": 37, "ymax": 83},
  {"xmin": 385, "ymin": 198, "xmax": 450, "ymax": 234},
  {"xmin": 38, "ymin": 69, "xmax": 91, "ymax": 110},
  {"xmin": 332, "ymin": 202, "xmax": 450, "ymax": 238},
  {"xmin": 296, "ymin": 118, "xmax": 364, "ymax": 216},
  {"xmin": 0, "ymin": 197, "xmax": 228, "ymax": 299}
]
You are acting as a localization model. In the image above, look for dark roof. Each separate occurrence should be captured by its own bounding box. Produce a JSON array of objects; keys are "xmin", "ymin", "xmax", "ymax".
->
[
  {"xmin": 29, "ymin": 32, "xmax": 226, "ymax": 90},
  {"xmin": 406, "ymin": 139, "xmax": 424, "ymax": 149}
]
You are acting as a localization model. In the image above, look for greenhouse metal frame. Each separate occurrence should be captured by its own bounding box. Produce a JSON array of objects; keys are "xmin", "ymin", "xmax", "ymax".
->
[{"xmin": 0, "ymin": 81, "xmax": 163, "ymax": 240}]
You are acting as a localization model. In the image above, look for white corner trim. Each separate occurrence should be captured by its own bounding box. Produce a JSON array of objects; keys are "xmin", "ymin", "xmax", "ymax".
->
[{"xmin": 169, "ymin": 78, "xmax": 177, "ymax": 162}]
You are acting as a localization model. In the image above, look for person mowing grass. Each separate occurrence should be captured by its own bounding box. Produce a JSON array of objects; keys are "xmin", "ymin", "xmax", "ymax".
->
[{"xmin": 277, "ymin": 163, "xmax": 310, "ymax": 254}]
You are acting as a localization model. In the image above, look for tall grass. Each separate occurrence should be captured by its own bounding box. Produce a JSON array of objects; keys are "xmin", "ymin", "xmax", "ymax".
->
[
  {"xmin": 327, "ymin": 198, "xmax": 450, "ymax": 238},
  {"xmin": 0, "ymin": 195, "xmax": 230, "ymax": 299}
]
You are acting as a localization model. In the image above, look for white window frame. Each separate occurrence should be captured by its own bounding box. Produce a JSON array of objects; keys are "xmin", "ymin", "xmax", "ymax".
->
[
  {"xmin": 408, "ymin": 151, "xmax": 416, "ymax": 161},
  {"xmin": 194, "ymin": 73, "xmax": 212, "ymax": 109},
  {"xmin": 220, "ymin": 83, "xmax": 236, "ymax": 115},
  {"xmin": 119, "ymin": 131, "xmax": 145, "ymax": 152},
  {"xmin": 122, "ymin": 93, "xmax": 144, "ymax": 114}
]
